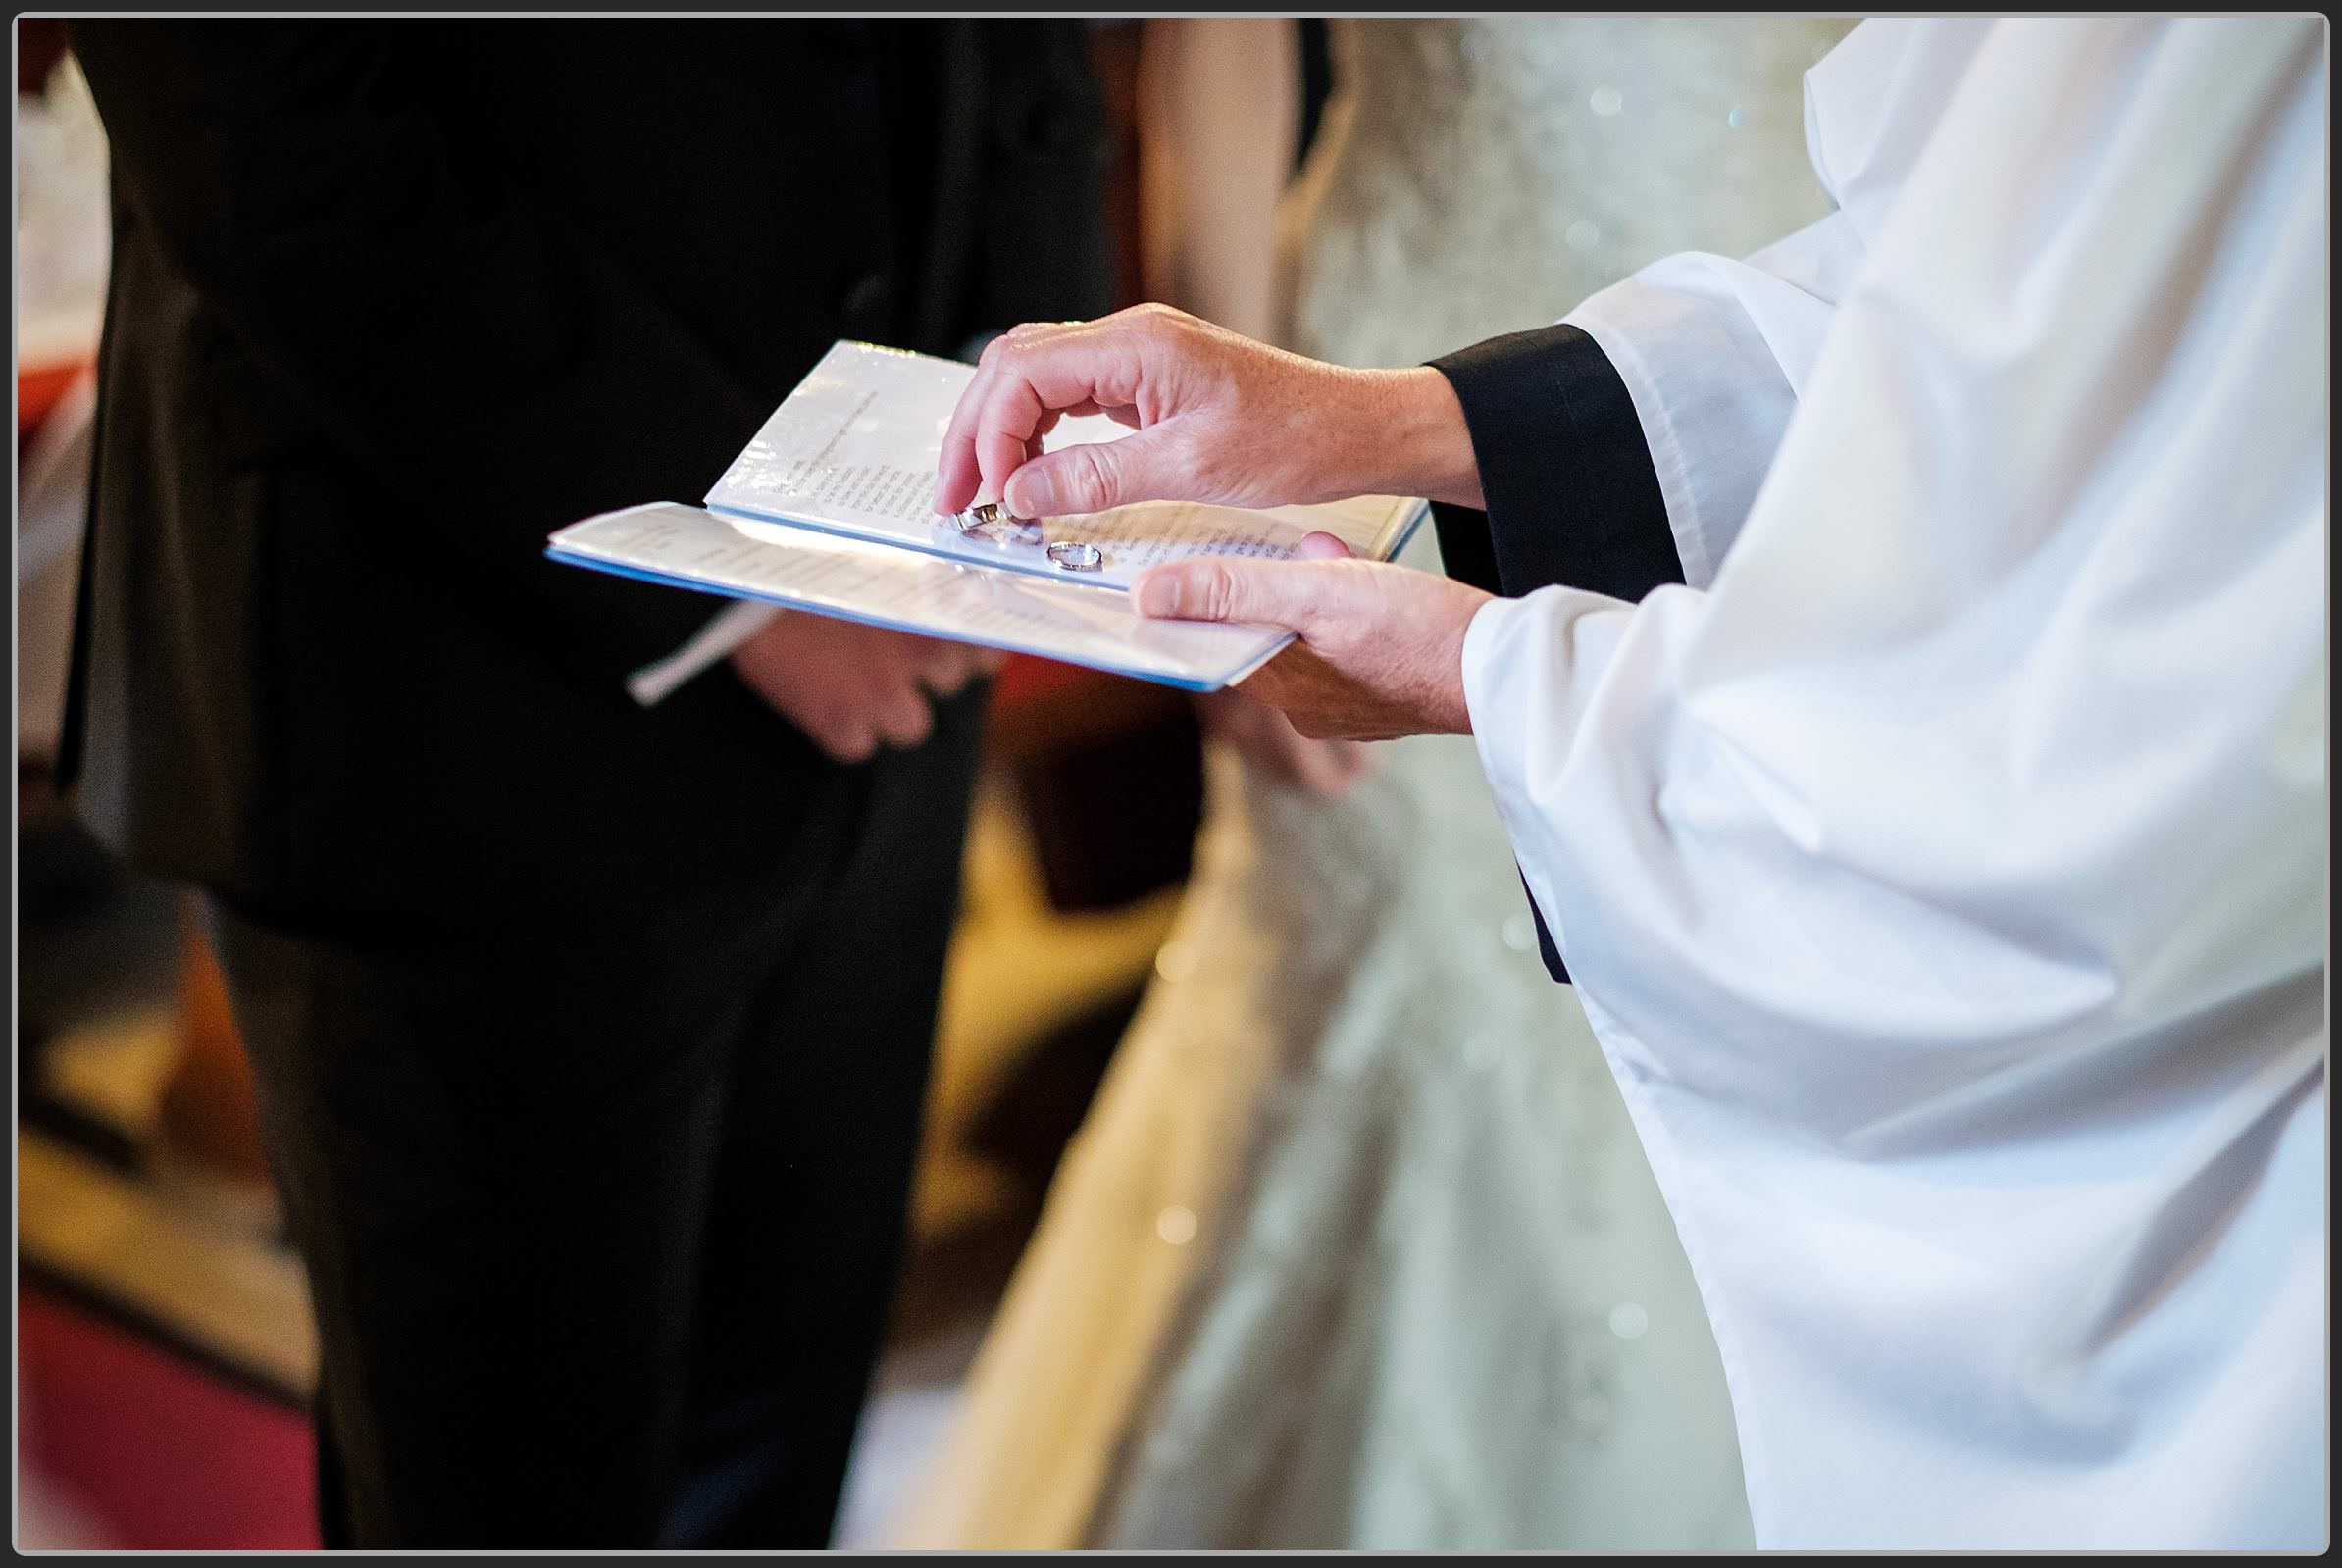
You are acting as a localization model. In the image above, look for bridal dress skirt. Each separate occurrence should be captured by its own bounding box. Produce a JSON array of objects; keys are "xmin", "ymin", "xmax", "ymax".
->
[{"xmin": 893, "ymin": 582, "xmax": 1753, "ymax": 1549}]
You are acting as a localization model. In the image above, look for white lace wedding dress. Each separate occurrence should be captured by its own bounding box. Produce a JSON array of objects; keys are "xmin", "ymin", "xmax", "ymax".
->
[{"xmin": 896, "ymin": 18, "xmax": 1851, "ymax": 1549}]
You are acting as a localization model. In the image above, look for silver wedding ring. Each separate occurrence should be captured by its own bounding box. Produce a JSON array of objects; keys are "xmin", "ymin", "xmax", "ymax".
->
[
  {"xmin": 954, "ymin": 506, "xmax": 1100, "ymax": 572},
  {"xmin": 954, "ymin": 502, "xmax": 1043, "ymax": 546}
]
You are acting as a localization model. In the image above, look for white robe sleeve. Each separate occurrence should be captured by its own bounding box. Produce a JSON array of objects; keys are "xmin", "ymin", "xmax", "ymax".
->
[{"xmin": 1464, "ymin": 17, "xmax": 2326, "ymax": 1550}]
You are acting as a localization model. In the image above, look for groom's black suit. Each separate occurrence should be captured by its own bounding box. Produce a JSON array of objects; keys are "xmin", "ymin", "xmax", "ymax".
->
[
  {"xmin": 65, "ymin": 20, "xmax": 1114, "ymax": 1547},
  {"xmin": 1428, "ymin": 327, "xmax": 1689, "ymax": 984}
]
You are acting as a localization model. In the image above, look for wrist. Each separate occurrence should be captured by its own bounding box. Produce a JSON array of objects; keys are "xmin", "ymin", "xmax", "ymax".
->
[
  {"xmin": 1335, "ymin": 366, "xmax": 1484, "ymax": 508},
  {"xmin": 1420, "ymin": 581, "xmax": 1491, "ymax": 735}
]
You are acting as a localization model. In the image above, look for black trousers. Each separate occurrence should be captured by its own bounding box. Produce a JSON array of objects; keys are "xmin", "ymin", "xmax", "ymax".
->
[{"xmin": 200, "ymin": 718, "xmax": 978, "ymax": 1548}]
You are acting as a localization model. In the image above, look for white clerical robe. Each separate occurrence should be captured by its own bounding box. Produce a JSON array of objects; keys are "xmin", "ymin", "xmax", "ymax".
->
[{"xmin": 1459, "ymin": 18, "xmax": 2325, "ymax": 1550}]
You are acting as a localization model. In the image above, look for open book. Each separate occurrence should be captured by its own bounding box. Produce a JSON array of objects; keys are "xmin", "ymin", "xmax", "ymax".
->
[{"xmin": 547, "ymin": 341, "xmax": 1428, "ymax": 691}]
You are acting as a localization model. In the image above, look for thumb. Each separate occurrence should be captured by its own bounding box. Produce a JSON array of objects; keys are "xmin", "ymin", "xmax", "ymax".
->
[
  {"xmin": 1135, "ymin": 556, "xmax": 1345, "ymax": 631},
  {"xmin": 1004, "ymin": 429, "xmax": 1184, "ymax": 518}
]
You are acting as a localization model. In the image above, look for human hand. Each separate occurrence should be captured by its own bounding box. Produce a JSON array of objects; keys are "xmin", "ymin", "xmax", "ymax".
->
[
  {"xmin": 932, "ymin": 304, "xmax": 1482, "ymax": 520},
  {"xmin": 1138, "ymin": 532, "xmax": 1492, "ymax": 741},
  {"xmin": 730, "ymin": 611, "xmax": 999, "ymax": 763},
  {"xmin": 1195, "ymin": 686, "xmax": 1372, "ymax": 796}
]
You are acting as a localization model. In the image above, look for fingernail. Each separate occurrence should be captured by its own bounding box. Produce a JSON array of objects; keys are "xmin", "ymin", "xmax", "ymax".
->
[{"xmin": 1005, "ymin": 470, "xmax": 1057, "ymax": 518}]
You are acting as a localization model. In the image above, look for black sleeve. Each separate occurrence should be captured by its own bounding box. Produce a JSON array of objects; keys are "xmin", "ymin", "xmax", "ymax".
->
[
  {"xmin": 1422, "ymin": 325, "xmax": 1681, "ymax": 987},
  {"xmin": 1426, "ymin": 324, "xmax": 1684, "ymax": 605},
  {"xmin": 69, "ymin": 21, "xmax": 763, "ymax": 683}
]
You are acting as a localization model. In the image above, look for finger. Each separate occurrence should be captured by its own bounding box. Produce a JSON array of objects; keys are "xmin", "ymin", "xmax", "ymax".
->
[
  {"xmin": 875, "ymin": 688, "xmax": 936, "ymax": 748},
  {"xmin": 944, "ymin": 320, "xmax": 1096, "ymax": 508},
  {"xmin": 940, "ymin": 310, "xmax": 1169, "ymax": 514},
  {"xmin": 967, "ymin": 321, "xmax": 1156, "ymax": 508},
  {"xmin": 812, "ymin": 715, "xmax": 879, "ymax": 764},
  {"xmin": 974, "ymin": 384, "xmax": 1048, "ymax": 512},
  {"xmin": 920, "ymin": 644, "xmax": 978, "ymax": 697},
  {"xmin": 936, "ymin": 416, "xmax": 996, "ymax": 514},
  {"xmin": 1002, "ymin": 426, "xmax": 1191, "ymax": 517},
  {"xmin": 950, "ymin": 640, "xmax": 1004, "ymax": 683},
  {"xmin": 1303, "ymin": 738, "xmax": 1372, "ymax": 794},
  {"xmin": 1133, "ymin": 556, "xmax": 1350, "ymax": 630},
  {"xmin": 936, "ymin": 435, "xmax": 984, "ymax": 515},
  {"xmin": 937, "ymin": 326, "xmax": 1068, "ymax": 512},
  {"xmin": 1220, "ymin": 696, "xmax": 1365, "ymax": 796},
  {"xmin": 936, "ymin": 346, "xmax": 1002, "ymax": 513},
  {"xmin": 1286, "ymin": 736, "xmax": 1368, "ymax": 796},
  {"xmin": 1294, "ymin": 530, "xmax": 1355, "ymax": 561}
]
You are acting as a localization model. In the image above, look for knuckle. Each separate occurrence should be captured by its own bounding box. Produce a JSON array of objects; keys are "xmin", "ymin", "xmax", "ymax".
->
[
  {"xmin": 1196, "ymin": 561, "xmax": 1239, "ymax": 621},
  {"xmin": 1129, "ymin": 301, "xmax": 1180, "ymax": 339},
  {"xmin": 1061, "ymin": 444, "xmax": 1112, "ymax": 511}
]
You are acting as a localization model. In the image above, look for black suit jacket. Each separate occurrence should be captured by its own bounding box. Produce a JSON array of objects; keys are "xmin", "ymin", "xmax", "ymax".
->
[
  {"xmin": 1428, "ymin": 325, "xmax": 1684, "ymax": 983},
  {"xmin": 64, "ymin": 20, "xmax": 1115, "ymax": 921}
]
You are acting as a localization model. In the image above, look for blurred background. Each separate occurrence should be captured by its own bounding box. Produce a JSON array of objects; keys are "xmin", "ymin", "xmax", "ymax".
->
[{"xmin": 14, "ymin": 19, "xmax": 1342, "ymax": 1548}]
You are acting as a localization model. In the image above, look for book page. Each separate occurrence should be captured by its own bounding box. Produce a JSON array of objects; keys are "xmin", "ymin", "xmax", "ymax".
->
[
  {"xmin": 548, "ymin": 504, "xmax": 1293, "ymax": 692},
  {"xmin": 703, "ymin": 341, "xmax": 1426, "ymax": 589}
]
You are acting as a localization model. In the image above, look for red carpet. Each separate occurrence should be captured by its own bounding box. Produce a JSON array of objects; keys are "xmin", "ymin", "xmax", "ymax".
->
[{"xmin": 17, "ymin": 1283, "xmax": 318, "ymax": 1549}]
